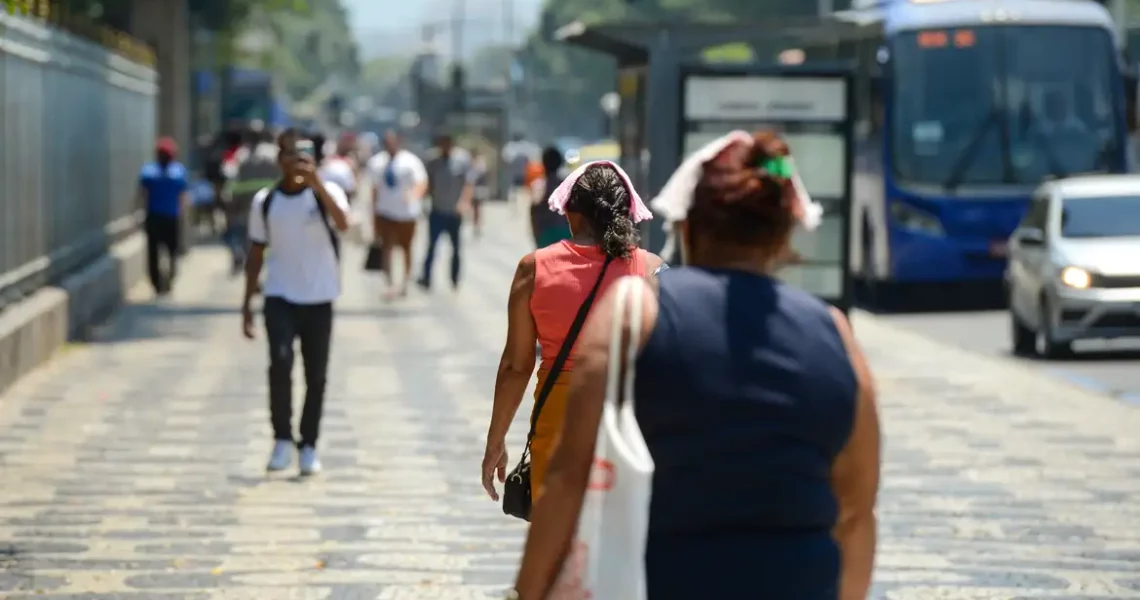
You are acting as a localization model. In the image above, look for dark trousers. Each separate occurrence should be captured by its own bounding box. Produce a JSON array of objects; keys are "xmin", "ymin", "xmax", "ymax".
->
[
  {"xmin": 421, "ymin": 211, "xmax": 462, "ymax": 287},
  {"xmin": 145, "ymin": 214, "xmax": 181, "ymax": 292},
  {"xmin": 263, "ymin": 297, "xmax": 333, "ymax": 448},
  {"xmin": 222, "ymin": 222, "xmax": 248, "ymax": 269}
]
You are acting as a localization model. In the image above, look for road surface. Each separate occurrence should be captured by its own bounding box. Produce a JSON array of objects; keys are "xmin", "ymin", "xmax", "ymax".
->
[
  {"xmin": 1, "ymin": 204, "xmax": 1140, "ymax": 599},
  {"xmin": 880, "ymin": 310, "xmax": 1140, "ymax": 405}
]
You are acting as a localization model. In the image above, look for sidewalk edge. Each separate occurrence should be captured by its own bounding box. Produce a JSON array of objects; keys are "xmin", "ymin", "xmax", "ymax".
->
[{"xmin": 0, "ymin": 233, "xmax": 146, "ymax": 396}]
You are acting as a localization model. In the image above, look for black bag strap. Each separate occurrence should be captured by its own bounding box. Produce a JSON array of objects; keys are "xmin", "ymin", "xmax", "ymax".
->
[
  {"xmin": 262, "ymin": 185, "xmax": 340, "ymax": 260},
  {"xmin": 520, "ymin": 255, "xmax": 614, "ymax": 459}
]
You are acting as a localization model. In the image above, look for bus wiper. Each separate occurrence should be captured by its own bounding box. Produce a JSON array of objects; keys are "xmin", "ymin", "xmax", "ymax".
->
[
  {"xmin": 1015, "ymin": 100, "xmax": 1067, "ymax": 179},
  {"xmin": 943, "ymin": 107, "xmax": 1002, "ymax": 192}
]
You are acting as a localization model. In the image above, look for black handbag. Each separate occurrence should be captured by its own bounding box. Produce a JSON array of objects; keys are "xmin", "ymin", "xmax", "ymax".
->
[
  {"xmin": 503, "ymin": 255, "xmax": 614, "ymax": 521},
  {"xmin": 363, "ymin": 244, "xmax": 384, "ymax": 272}
]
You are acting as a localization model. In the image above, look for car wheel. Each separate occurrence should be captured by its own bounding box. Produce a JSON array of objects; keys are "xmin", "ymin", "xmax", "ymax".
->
[
  {"xmin": 1034, "ymin": 297, "xmax": 1073, "ymax": 359},
  {"xmin": 1010, "ymin": 301, "xmax": 1035, "ymax": 356}
]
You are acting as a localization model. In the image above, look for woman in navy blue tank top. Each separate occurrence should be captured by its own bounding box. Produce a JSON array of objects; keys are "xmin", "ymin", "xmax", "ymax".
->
[{"xmin": 510, "ymin": 130, "xmax": 881, "ymax": 600}]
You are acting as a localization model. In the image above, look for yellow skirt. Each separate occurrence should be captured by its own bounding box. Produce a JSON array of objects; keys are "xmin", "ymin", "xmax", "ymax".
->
[{"xmin": 529, "ymin": 367, "xmax": 572, "ymax": 500}]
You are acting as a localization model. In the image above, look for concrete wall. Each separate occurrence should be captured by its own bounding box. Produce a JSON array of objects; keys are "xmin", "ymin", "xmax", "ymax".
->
[{"xmin": 0, "ymin": 14, "xmax": 158, "ymax": 395}]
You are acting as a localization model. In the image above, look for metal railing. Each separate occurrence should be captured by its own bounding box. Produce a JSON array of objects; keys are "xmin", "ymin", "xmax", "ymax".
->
[{"xmin": 0, "ymin": 9, "xmax": 158, "ymax": 311}]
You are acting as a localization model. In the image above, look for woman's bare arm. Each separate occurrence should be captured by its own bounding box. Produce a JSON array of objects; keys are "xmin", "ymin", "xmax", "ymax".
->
[
  {"xmin": 513, "ymin": 276, "xmax": 659, "ymax": 599},
  {"xmin": 828, "ymin": 307, "xmax": 881, "ymax": 600},
  {"xmin": 482, "ymin": 254, "xmax": 539, "ymax": 499}
]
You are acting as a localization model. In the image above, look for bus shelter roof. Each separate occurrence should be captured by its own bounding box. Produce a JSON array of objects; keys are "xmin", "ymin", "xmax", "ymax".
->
[{"xmin": 554, "ymin": 16, "xmax": 869, "ymax": 61}]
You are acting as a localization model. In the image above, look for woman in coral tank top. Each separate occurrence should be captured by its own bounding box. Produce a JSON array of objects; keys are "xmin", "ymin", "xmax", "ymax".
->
[{"xmin": 482, "ymin": 161, "xmax": 664, "ymax": 502}]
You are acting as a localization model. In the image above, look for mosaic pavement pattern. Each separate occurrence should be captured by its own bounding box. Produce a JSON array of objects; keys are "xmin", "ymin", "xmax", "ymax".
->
[{"xmin": 1, "ymin": 204, "xmax": 1139, "ymax": 599}]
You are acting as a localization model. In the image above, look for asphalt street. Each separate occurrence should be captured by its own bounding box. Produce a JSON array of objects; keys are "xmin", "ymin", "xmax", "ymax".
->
[{"xmin": 879, "ymin": 309, "xmax": 1140, "ymax": 404}]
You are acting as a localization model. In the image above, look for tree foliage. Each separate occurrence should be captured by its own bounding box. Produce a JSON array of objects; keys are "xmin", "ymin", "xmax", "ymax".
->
[{"xmin": 6, "ymin": 0, "xmax": 359, "ymax": 101}]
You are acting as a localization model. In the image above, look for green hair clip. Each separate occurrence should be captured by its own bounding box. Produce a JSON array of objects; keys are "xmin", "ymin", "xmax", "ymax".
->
[{"xmin": 759, "ymin": 156, "xmax": 794, "ymax": 179}]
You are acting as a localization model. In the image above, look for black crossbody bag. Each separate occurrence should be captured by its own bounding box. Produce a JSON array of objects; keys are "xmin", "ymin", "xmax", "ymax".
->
[{"xmin": 503, "ymin": 255, "xmax": 614, "ymax": 521}]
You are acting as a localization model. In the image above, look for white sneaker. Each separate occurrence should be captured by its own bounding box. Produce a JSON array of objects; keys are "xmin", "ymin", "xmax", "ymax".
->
[
  {"xmin": 299, "ymin": 446, "xmax": 322, "ymax": 476},
  {"xmin": 266, "ymin": 440, "xmax": 294, "ymax": 472}
]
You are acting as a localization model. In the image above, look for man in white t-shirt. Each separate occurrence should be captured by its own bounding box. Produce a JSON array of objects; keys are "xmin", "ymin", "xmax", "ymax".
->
[
  {"xmin": 242, "ymin": 129, "xmax": 351, "ymax": 477},
  {"xmin": 367, "ymin": 130, "xmax": 428, "ymax": 299}
]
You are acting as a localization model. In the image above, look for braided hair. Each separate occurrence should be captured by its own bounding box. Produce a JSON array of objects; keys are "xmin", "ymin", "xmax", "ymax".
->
[{"xmin": 564, "ymin": 164, "xmax": 640, "ymax": 259}]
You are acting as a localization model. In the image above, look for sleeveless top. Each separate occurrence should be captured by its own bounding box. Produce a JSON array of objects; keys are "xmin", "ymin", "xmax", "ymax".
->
[
  {"xmin": 530, "ymin": 241, "xmax": 647, "ymax": 371},
  {"xmin": 633, "ymin": 267, "xmax": 857, "ymax": 599}
]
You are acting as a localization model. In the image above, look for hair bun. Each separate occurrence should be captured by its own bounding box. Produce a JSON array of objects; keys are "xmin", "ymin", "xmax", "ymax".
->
[
  {"xmin": 699, "ymin": 130, "xmax": 792, "ymax": 217},
  {"xmin": 688, "ymin": 129, "xmax": 799, "ymax": 250}
]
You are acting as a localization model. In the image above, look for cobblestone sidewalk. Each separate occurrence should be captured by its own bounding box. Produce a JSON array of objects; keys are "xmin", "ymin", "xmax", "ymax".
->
[{"xmin": 0, "ymin": 204, "xmax": 1138, "ymax": 599}]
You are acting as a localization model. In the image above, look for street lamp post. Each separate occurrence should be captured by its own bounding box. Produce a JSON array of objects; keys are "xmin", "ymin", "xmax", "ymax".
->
[{"xmin": 599, "ymin": 92, "xmax": 621, "ymax": 138}]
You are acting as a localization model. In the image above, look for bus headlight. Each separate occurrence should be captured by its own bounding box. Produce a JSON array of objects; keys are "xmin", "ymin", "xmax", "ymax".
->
[
  {"xmin": 889, "ymin": 201, "xmax": 944, "ymax": 236},
  {"xmin": 1060, "ymin": 266, "xmax": 1092, "ymax": 289}
]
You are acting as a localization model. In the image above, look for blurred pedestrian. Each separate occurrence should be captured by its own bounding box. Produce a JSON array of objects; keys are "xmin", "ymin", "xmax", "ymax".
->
[
  {"xmin": 470, "ymin": 149, "xmax": 490, "ymax": 237},
  {"xmin": 510, "ymin": 130, "xmax": 878, "ymax": 600},
  {"xmin": 225, "ymin": 127, "xmax": 278, "ymax": 274},
  {"xmin": 530, "ymin": 146, "xmax": 573, "ymax": 248},
  {"xmin": 138, "ymin": 136, "xmax": 189, "ymax": 296},
  {"xmin": 367, "ymin": 130, "xmax": 428, "ymax": 299},
  {"xmin": 417, "ymin": 133, "xmax": 476, "ymax": 291},
  {"xmin": 241, "ymin": 129, "xmax": 350, "ymax": 477},
  {"xmin": 504, "ymin": 133, "xmax": 538, "ymax": 212},
  {"xmin": 481, "ymin": 161, "xmax": 661, "ymax": 506},
  {"xmin": 319, "ymin": 132, "xmax": 359, "ymax": 205}
]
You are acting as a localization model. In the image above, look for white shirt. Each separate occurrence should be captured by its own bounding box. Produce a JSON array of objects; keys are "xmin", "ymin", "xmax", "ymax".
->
[
  {"xmin": 368, "ymin": 149, "xmax": 428, "ymax": 221},
  {"xmin": 319, "ymin": 157, "xmax": 357, "ymax": 196},
  {"xmin": 248, "ymin": 183, "xmax": 350, "ymax": 305}
]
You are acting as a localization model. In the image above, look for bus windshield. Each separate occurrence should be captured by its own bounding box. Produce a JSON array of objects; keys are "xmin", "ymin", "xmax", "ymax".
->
[
  {"xmin": 224, "ymin": 84, "xmax": 273, "ymax": 123},
  {"xmin": 891, "ymin": 25, "xmax": 1124, "ymax": 189}
]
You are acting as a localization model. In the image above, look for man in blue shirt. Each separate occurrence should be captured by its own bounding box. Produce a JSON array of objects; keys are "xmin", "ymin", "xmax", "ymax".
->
[{"xmin": 139, "ymin": 137, "xmax": 190, "ymax": 296}]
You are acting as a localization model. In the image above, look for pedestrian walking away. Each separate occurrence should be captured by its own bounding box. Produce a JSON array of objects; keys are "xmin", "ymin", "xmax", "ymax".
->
[
  {"xmin": 241, "ymin": 128, "xmax": 351, "ymax": 477},
  {"xmin": 138, "ymin": 136, "xmax": 190, "ymax": 297},
  {"xmin": 367, "ymin": 130, "xmax": 427, "ymax": 299},
  {"xmin": 470, "ymin": 150, "xmax": 491, "ymax": 238},
  {"xmin": 482, "ymin": 160, "xmax": 661, "ymax": 509},
  {"xmin": 511, "ymin": 130, "xmax": 879, "ymax": 600},
  {"xmin": 418, "ymin": 133, "xmax": 476, "ymax": 291},
  {"xmin": 531, "ymin": 146, "xmax": 574, "ymax": 248}
]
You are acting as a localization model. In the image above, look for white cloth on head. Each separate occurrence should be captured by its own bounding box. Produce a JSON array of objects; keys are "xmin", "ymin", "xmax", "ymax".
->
[{"xmin": 649, "ymin": 130, "xmax": 822, "ymax": 231}]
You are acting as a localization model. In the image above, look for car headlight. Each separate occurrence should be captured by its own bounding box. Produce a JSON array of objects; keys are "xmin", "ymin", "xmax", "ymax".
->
[
  {"xmin": 889, "ymin": 201, "xmax": 944, "ymax": 236},
  {"xmin": 1060, "ymin": 266, "xmax": 1092, "ymax": 289}
]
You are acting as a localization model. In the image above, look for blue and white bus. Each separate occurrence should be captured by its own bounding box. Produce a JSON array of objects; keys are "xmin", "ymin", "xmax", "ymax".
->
[{"xmin": 794, "ymin": 0, "xmax": 1131, "ymax": 298}]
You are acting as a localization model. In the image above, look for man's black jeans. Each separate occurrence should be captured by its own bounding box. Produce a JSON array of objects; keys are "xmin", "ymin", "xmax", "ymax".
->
[
  {"xmin": 263, "ymin": 297, "xmax": 333, "ymax": 448},
  {"xmin": 421, "ymin": 211, "xmax": 462, "ymax": 287},
  {"xmin": 145, "ymin": 214, "xmax": 181, "ymax": 292}
]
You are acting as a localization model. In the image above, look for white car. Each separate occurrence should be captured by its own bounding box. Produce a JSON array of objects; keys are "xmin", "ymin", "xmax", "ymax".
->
[{"xmin": 1006, "ymin": 174, "xmax": 1140, "ymax": 358}]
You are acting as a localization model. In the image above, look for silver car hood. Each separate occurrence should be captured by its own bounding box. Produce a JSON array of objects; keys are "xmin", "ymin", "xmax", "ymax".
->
[{"xmin": 1054, "ymin": 237, "xmax": 1140, "ymax": 276}]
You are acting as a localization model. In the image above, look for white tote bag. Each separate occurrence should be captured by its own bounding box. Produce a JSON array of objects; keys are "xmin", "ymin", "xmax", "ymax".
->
[{"xmin": 549, "ymin": 276, "xmax": 655, "ymax": 600}]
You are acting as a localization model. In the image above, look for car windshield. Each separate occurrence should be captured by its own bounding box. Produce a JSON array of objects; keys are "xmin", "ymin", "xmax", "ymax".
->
[
  {"xmin": 891, "ymin": 25, "xmax": 1124, "ymax": 188},
  {"xmin": 1061, "ymin": 196, "xmax": 1140, "ymax": 238}
]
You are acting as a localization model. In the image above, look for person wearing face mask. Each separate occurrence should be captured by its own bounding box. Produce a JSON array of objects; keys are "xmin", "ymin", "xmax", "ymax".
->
[
  {"xmin": 509, "ymin": 130, "xmax": 880, "ymax": 600},
  {"xmin": 138, "ymin": 137, "xmax": 190, "ymax": 296},
  {"xmin": 242, "ymin": 129, "xmax": 351, "ymax": 477}
]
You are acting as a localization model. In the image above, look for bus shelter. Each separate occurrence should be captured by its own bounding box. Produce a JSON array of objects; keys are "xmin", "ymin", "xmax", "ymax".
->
[{"xmin": 557, "ymin": 19, "xmax": 858, "ymax": 311}]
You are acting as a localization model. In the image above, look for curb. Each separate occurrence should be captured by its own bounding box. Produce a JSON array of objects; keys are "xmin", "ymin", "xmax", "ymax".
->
[{"xmin": 0, "ymin": 233, "xmax": 146, "ymax": 396}]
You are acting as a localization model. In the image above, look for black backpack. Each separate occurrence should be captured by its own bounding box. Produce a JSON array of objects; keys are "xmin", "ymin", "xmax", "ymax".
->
[{"xmin": 260, "ymin": 186, "xmax": 340, "ymax": 260}]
